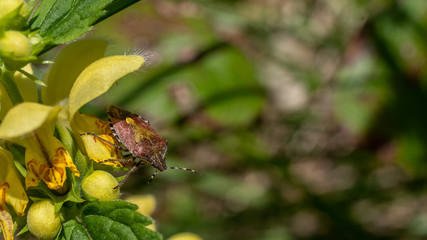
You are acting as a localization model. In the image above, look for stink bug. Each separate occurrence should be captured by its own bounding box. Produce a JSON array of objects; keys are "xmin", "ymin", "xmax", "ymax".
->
[{"xmin": 81, "ymin": 105, "xmax": 199, "ymax": 188}]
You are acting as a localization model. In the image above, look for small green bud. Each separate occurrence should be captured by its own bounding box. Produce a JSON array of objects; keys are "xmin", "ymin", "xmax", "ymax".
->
[
  {"xmin": 27, "ymin": 200, "xmax": 61, "ymax": 240},
  {"xmin": 82, "ymin": 170, "xmax": 120, "ymax": 201},
  {"xmin": 28, "ymin": 32, "xmax": 43, "ymax": 46},
  {"xmin": 0, "ymin": 30, "xmax": 32, "ymax": 59}
]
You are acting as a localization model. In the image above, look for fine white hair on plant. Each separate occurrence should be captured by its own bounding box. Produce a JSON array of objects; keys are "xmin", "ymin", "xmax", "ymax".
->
[
  {"xmin": 124, "ymin": 48, "xmax": 155, "ymax": 72},
  {"xmin": 128, "ymin": 48, "xmax": 143, "ymax": 56},
  {"xmin": 140, "ymin": 50, "xmax": 155, "ymax": 72}
]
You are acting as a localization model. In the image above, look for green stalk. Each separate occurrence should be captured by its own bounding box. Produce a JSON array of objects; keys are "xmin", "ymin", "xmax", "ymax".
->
[
  {"xmin": 56, "ymin": 123, "xmax": 75, "ymax": 158},
  {"xmin": 0, "ymin": 70, "xmax": 23, "ymax": 105}
]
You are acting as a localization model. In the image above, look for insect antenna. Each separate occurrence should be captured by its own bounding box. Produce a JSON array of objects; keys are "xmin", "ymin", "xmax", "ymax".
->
[
  {"xmin": 147, "ymin": 167, "xmax": 200, "ymax": 184},
  {"xmin": 168, "ymin": 166, "xmax": 200, "ymax": 175}
]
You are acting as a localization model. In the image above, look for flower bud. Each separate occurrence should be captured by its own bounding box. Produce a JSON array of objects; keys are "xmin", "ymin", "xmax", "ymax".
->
[
  {"xmin": 27, "ymin": 200, "xmax": 61, "ymax": 240},
  {"xmin": 125, "ymin": 194, "xmax": 157, "ymax": 231},
  {"xmin": 125, "ymin": 194, "xmax": 156, "ymax": 216},
  {"xmin": 168, "ymin": 233, "xmax": 203, "ymax": 240},
  {"xmin": 0, "ymin": 30, "xmax": 32, "ymax": 59},
  {"xmin": 82, "ymin": 170, "xmax": 120, "ymax": 201}
]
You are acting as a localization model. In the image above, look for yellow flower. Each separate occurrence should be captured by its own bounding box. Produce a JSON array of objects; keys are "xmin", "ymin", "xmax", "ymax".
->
[
  {"xmin": 0, "ymin": 64, "xmax": 36, "ymax": 119},
  {"xmin": 125, "ymin": 194, "xmax": 157, "ymax": 216},
  {"xmin": 0, "ymin": 147, "xmax": 28, "ymax": 240},
  {"xmin": 125, "ymin": 195, "xmax": 203, "ymax": 239},
  {"xmin": 0, "ymin": 102, "xmax": 79, "ymax": 190},
  {"xmin": 0, "ymin": 39, "xmax": 144, "ymax": 190},
  {"xmin": 0, "ymin": 0, "xmax": 26, "ymax": 21},
  {"xmin": 40, "ymin": 39, "xmax": 144, "ymax": 166},
  {"xmin": 73, "ymin": 113, "xmax": 123, "ymax": 166},
  {"xmin": 125, "ymin": 194, "xmax": 157, "ymax": 231},
  {"xmin": 168, "ymin": 233, "xmax": 203, "ymax": 240},
  {"xmin": 14, "ymin": 64, "xmax": 37, "ymax": 102}
]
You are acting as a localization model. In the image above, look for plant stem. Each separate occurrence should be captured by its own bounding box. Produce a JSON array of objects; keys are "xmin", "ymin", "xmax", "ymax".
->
[{"xmin": 0, "ymin": 70, "xmax": 24, "ymax": 105}]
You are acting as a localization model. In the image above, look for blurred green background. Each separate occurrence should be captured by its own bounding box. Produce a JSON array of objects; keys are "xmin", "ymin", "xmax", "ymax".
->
[{"xmin": 67, "ymin": 0, "xmax": 427, "ymax": 239}]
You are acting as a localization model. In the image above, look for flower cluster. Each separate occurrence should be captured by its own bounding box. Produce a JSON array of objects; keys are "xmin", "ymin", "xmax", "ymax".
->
[
  {"xmin": 0, "ymin": 37, "xmax": 144, "ymax": 239},
  {"xmin": 0, "ymin": 1, "xmax": 202, "ymax": 239}
]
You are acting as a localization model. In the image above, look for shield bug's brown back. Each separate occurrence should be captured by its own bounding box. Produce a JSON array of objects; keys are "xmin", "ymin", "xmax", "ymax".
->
[{"xmin": 107, "ymin": 105, "xmax": 168, "ymax": 171}]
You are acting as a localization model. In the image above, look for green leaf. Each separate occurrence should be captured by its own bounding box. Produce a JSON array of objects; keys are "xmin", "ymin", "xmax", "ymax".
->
[
  {"xmin": 94, "ymin": 0, "xmax": 141, "ymax": 25},
  {"xmin": 74, "ymin": 149, "xmax": 93, "ymax": 180},
  {"xmin": 16, "ymin": 224, "xmax": 29, "ymax": 236},
  {"xmin": 30, "ymin": 0, "xmax": 112, "ymax": 44},
  {"xmin": 61, "ymin": 220, "xmax": 90, "ymax": 240},
  {"xmin": 84, "ymin": 216, "xmax": 138, "ymax": 239},
  {"xmin": 81, "ymin": 201, "xmax": 161, "ymax": 240}
]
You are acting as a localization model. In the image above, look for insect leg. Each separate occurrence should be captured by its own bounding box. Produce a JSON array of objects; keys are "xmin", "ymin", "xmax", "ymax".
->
[
  {"xmin": 115, "ymin": 161, "xmax": 141, "ymax": 189},
  {"xmin": 147, "ymin": 170, "xmax": 159, "ymax": 184},
  {"xmin": 99, "ymin": 158, "xmax": 136, "ymax": 167},
  {"xmin": 80, "ymin": 132, "xmax": 127, "ymax": 151}
]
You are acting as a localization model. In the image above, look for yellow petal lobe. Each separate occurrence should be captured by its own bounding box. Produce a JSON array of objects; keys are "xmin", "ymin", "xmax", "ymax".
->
[
  {"xmin": 0, "ymin": 82, "xmax": 13, "ymax": 120},
  {"xmin": 0, "ymin": 102, "xmax": 59, "ymax": 139},
  {"xmin": 81, "ymin": 134, "xmax": 122, "ymax": 166},
  {"xmin": 73, "ymin": 113, "xmax": 111, "ymax": 135},
  {"xmin": 42, "ymin": 39, "xmax": 108, "ymax": 105},
  {"xmin": 25, "ymin": 135, "xmax": 79, "ymax": 190},
  {"xmin": 0, "ymin": 148, "xmax": 28, "ymax": 215},
  {"xmin": 15, "ymin": 64, "xmax": 37, "ymax": 102},
  {"xmin": 0, "ymin": 204, "xmax": 13, "ymax": 240},
  {"xmin": 73, "ymin": 113, "xmax": 122, "ymax": 166},
  {"xmin": 68, "ymin": 55, "xmax": 144, "ymax": 118}
]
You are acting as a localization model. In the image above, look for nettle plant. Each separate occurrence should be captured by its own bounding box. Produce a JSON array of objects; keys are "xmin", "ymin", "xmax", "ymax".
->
[{"xmin": 0, "ymin": 1, "xmax": 200, "ymax": 240}]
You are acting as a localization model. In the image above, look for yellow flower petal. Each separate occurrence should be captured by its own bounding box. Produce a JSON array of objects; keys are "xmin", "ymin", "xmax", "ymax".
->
[
  {"xmin": 73, "ymin": 112, "xmax": 112, "ymax": 135},
  {"xmin": 81, "ymin": 134, "xmax": 122, "ymax": 166},
  {"xmin": 0, "ymin": 204, "xmax": 13, "ymax": 240},
  {"xmin": 125, "ymin": 194, "xmax": 158, "ymax": 232},
  {"xmin": 146, "ymin": 223, "xmax": 157, "ymax": 232},
  {"xmin": 0, "ymin": 0, "xmax": 25, "ymax": 20},
  {"xmin": 0, "ymin": 82, "xmax": 13, "ymax": 120},
  {"xmin": 125, "ymin": 194, "xmax": 157, "ymax": 216},
  {"xmin": 68, "ymin": 55, "xmax": 144, "ymax": 118},
  {"xmin": 41, "ymin": 39, "xmax": 108, "ymax": 105},
  {"xmin": 0, "ymin": 148, "xmax": 28, "ymax": 216},
  {"xmin": 72, "ymin": 113, "xmax": 122, "ymax": 166},
  {"xmin": 14, "ymin": 64, "xmax": 37, "ymax": 102},
  {"xmin": 168, "ymin": 233, "xmax": 203, "ymax": 240},
  {"xmin": 0, "ymin": 102, "xmax": 59, "ymax": 139},
  {"xmin": 25, "ymin": 134, "xmax": 79, "ymax": 190}
]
